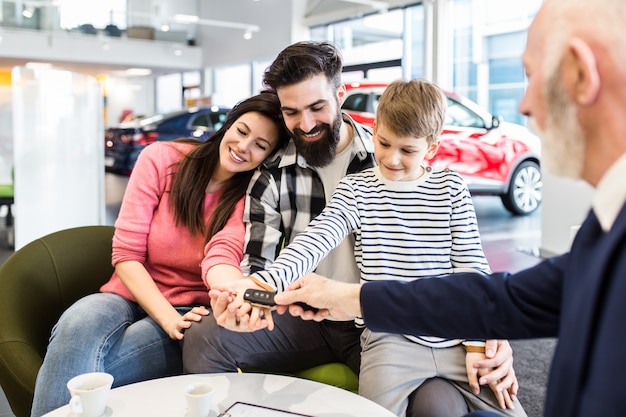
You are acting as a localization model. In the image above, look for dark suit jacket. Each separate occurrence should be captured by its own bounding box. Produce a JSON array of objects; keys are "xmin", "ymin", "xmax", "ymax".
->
[{"xmin": 361, "ymin": 204, "xmax": 626, "ymax": 417}]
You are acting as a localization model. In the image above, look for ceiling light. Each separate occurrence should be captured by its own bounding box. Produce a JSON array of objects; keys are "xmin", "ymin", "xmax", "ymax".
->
[
  {"xmin": 160, "ymin": 24, "xmax": 170, "ymax": 32},
  {"xmin": 22, "ymin": 6, "xmax": 34, "ymax": 18},
  {"xmin": 243, "ymin": 30, "xmax": 252, "ymax": 40},
  {"xmin": 339, "ymin": 0, "xmax": 388, "ymax": 12},
  {"xmin": 173, "ymin": 14, "xmax": 200, "ymax": 24},
  {"xmin": 125, "ymin": 68, "xmax": 152, "ymax": 76},
  {"xmin": 171, "ymin": 13, "xmax": 259, "ymax": 34},
  {"xmin": 25, "ymin": 62, "xmax": 52, "ymax": 70}
]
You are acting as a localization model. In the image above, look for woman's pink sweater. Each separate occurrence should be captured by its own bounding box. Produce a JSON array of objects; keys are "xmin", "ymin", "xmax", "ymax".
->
[{"xmin": 100, "ymin": 142, "xmax": 245, "ymax": 306}]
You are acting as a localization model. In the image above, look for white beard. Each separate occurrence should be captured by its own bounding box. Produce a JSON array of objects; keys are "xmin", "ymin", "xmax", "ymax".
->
[{"xmin": 530, "ymin": 71, "xmax": 585, "ymax": 180}]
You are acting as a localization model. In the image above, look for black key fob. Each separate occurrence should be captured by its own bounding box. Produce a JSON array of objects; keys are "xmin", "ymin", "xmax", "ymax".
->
[{"xmin": 243, "ymin": 289, "xmax": 276, "ymax": 307}]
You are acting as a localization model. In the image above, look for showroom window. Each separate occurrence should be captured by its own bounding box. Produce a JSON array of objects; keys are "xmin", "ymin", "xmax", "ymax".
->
[
  {"xmin": 58, "ymin": 0, "xmax": 127, "ymax": 30},
  {"xmin": 310, "ymin": 5, "xmax": 421, "ymax": 83},
  {"xmin": 310, "ymin": 0, "xmax": 540, "ymax": 127},
  {"xmin": 0, "ymin": 0, "xmax": 128, "ymax": 31},
  {"xmin": 449, "ymin": 0, "xmax": 540, "ymax": 126}
]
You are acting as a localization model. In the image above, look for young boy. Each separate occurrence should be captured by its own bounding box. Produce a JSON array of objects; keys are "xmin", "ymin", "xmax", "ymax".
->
[{"xmin": 249, "ymin": 79, "xmax": 525, "ymax": 417}]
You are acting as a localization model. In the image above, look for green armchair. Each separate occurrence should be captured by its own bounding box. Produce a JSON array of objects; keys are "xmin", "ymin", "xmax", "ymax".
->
[
  {"xmin": 0, "ymin": 226, "xmax": 115, "ymax": 417},
  {"xmin": 0, "ymin": 225, "xmax": 357, "ymax": 417}
]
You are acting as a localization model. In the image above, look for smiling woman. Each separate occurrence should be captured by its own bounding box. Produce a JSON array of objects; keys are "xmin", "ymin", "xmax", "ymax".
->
[{"xmin": 28, "ymin": 91, "xmax": 291, "ymax": 417}]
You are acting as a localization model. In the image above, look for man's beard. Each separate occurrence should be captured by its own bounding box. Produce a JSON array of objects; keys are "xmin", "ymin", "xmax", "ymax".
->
[
  {"xmin": 292, "ymin": 110, "xmax": 342, "ymax": 168},
  {"xmin": 530, "ymin": 68, "xmax": 585, "ymax": 180}
]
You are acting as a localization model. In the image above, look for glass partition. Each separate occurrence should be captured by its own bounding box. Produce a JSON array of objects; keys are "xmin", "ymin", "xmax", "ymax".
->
[
  {"xmin": 0, "ymin": 0, "xmax": 196, "ymax": 43},
  {"xmin": 0, "ymin": 0, "xmax": 126, "ymax": 32},
  {"xmin": 0, "ymin": 85, "xmax": 11, "ymax": 187},
  {"xmin": 11, "ymin": 66, "xmax": 104, "ymax": 249}
]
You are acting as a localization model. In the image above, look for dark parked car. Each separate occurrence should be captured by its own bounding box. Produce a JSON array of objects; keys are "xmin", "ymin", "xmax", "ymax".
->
[
  {"xmin": 342, "ymin": 82, "xmax": 542, "ymax": 215},
  {"xmin": 105, "ymin": 106, "xmax": 230, "ymax": 176}
]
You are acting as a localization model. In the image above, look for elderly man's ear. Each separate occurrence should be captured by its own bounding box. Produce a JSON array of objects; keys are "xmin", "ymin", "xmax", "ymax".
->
[{"xmin": 564, "ymin": 37, "xmax": 600, "ymax": 105}]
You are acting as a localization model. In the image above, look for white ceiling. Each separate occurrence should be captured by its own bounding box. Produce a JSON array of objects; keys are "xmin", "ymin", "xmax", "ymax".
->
[
  {"xmin": 303, "ymin": 0, "xmax": 414, "ymax": 26},
  {"xmin": 0, "ymin": 0, "xmax": 417, "ymax": 77}
]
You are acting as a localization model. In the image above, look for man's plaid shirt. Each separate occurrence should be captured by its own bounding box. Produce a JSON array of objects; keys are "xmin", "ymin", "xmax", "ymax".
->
[{"xmin": 241, "ymin": 113, "xmax": 375, "ymax": 275}]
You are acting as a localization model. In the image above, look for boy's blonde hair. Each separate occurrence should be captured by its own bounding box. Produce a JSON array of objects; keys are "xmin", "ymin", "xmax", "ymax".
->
[{"xmin": 376, "ymin": 79, "xmax": 447, "ymax": 145}]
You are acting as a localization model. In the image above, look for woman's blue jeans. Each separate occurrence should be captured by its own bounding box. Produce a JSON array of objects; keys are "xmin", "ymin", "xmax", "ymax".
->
[{"xmin": 30, "ymin": 292, "xmax": 192, "ymax": 417}]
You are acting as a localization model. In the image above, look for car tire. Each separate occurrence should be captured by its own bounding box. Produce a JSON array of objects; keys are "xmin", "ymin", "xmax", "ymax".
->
[{"xmin": 501, "ymin": 160, "xmax": 542, "ymax": 216}]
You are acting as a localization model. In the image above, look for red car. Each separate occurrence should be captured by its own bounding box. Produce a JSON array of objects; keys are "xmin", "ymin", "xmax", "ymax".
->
[{"xmin": 342, "ymin": 82, "xmax": 542, "ymax": 215}]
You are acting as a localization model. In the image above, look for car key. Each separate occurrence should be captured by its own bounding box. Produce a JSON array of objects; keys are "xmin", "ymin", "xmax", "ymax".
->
[
  {"xmin": 243, "ymin": 289, "xmax": 319, "ymax": 312},
  {"xmin": 243, "ymin": 289, "xmax": 276, "ymax": 308}
]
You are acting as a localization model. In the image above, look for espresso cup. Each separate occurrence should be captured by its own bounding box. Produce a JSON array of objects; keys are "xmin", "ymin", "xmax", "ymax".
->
[
  {"xmin": 67, "ymin": 372, "xmax": 114, "ymax": 417},
  {"xmin": 184, "ymin": 382, "xmax": 214, "ymax": 417}
]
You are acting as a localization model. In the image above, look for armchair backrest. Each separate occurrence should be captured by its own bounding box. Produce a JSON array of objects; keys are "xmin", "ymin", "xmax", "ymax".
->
[{"xmin": 0, "ymin": 225, "xmax": 115, "ymax": 417}]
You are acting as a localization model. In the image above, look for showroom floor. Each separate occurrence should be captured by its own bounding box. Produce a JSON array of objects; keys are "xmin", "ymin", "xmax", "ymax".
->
[{"xmin": 0, "ymin": 174, "xmax": 554, "ymax": 417}]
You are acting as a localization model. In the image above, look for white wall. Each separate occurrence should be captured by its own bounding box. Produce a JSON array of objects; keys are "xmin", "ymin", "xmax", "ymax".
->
[
  {"xmin": 540, "ymin": 172, "xmax": 593, "ymax": 256},
  {"xmin": 197, "ymin": 0, "xmax": 302, "ymax": 68},
  {"xmin": 105, "ymin": 77, "xmax": 155, "ymax": 126}
]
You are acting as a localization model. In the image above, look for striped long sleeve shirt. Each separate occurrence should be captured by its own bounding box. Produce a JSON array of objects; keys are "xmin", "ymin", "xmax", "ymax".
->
[{"xmin": 252, "ymin": 165, "xmax": 490, "ymax": 347}]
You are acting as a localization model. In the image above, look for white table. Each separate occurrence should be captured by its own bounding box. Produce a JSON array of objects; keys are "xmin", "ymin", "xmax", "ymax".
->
[{"xmin": 43, "ymin": 373, "xmax": 396, "ymax": 417}]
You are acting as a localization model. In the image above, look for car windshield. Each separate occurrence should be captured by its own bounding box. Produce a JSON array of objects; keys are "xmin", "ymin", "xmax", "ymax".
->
[
  {"xmin": 445, "ymin": 98, "xmax": 485, "ymax": 129},
  {"xmin": 137, "ymin": 110, "xmax": 189, "ymax": 127},
  {"xmin": 343, "ymin": 92, "xmax": 369, "ymax": 112}
]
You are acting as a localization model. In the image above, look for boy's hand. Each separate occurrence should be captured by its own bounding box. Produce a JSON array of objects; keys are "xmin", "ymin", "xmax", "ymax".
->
[{"xmin": 466, "ymin": 340, "xmax": 518, "ymax": 409}]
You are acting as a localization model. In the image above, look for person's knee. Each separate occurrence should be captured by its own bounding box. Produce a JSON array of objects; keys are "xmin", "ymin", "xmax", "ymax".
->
[
  {"xmin": 181, "ymin": 314, "xmax": 225, "ymax": 373},
  {"xmin": 407, "ymin": 377, "xmax": 468, "ymax": 417},
  {"xmin": 53, "ymin": 294, "xmax": 128, "ymax": 338}
]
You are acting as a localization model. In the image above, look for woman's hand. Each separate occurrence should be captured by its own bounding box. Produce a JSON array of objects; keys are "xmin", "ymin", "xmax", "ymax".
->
[
  {"xmin": 209, "ymin": 279, "xmax": 275, "ymax": 332},
  {"xmin": 165, "ymin": 306, "xmax": 210, "ymax": 340}
]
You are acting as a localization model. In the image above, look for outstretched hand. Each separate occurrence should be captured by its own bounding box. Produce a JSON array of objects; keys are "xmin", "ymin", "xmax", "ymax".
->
[{"xmin": 273, "ymin": 273, "xmax": 363, "ymax": 320}]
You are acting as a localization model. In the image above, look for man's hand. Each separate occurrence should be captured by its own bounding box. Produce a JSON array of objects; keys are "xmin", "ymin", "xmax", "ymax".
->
[
  {"xmin": 466, "ymin": 340, "xmax": 519, "ymax": 409},
  {"xmin": 273, "ymin": 273, "xmax": 363, "ymax": 320}
]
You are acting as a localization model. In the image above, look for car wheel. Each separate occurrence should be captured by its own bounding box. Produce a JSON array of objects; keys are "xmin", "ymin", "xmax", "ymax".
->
[{"xmin": 501, "ymin": 160, "xmax": 542, "ymax": 216}]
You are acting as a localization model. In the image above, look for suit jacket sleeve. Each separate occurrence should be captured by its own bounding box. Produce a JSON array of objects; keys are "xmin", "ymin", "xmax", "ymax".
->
[{"xmin": 360, "ymin": 255, "xmax": 567, "ymax": 340}]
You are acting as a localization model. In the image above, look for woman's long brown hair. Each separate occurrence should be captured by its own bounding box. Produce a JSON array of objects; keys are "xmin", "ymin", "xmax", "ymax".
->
[{"xmin": 169, "ymin": 91, "xmax": 289, "ymax": 244}]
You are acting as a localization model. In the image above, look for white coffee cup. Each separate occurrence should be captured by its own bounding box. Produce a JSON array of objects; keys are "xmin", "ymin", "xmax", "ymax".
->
[
  {"xmin": 184, "ymin": 382, "xmax": 214, "ymax": 417},
  {"xmin": 67, "ymin": 372, "xmax": 114, "ymax": 417}
]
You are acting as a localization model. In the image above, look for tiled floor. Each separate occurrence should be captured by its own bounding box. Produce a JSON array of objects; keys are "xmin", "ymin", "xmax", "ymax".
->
[
  {"xmin": 0, "ymin": 175, "xmax": 545, "ymax": 417},
  {"xmin": 0, "ymin": 387, "xmax": 13, "ymax": 417}
]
